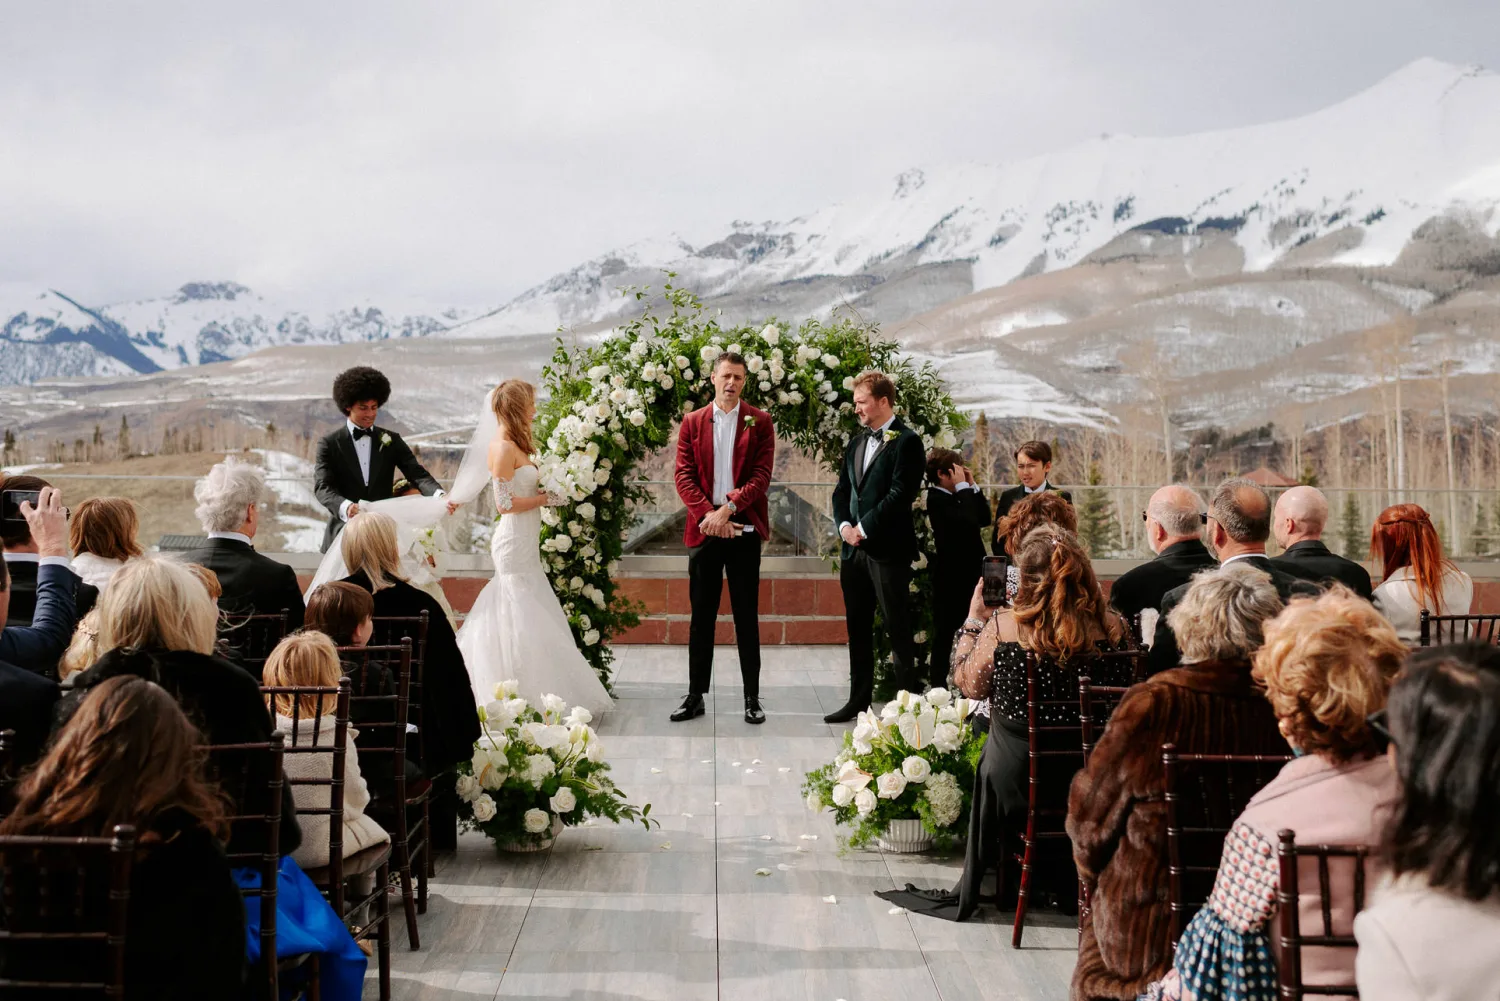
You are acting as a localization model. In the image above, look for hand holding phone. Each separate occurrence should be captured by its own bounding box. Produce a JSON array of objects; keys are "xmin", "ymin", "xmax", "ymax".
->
[{"xmin": 982, "ymin": 555, "xmax": 1010, "ymax": 608}]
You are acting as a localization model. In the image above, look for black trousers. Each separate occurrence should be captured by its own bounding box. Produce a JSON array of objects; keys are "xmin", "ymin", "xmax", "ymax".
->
[
  {"xmin": 840, "ymin": 548, "xmax": 920, "ymax": 699},
  {"xmin": 930, "ymin": 580, "xmax": 973, "ymax": 689},
  {"xmin": 687, "ymin": 532, "xmax": 762, "ymax": 697}
]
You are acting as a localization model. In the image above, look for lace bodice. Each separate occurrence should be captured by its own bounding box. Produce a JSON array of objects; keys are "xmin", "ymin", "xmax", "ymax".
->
[{"xmin": 490, "ymin": 466, "xmax": 542, "ymax": 572}]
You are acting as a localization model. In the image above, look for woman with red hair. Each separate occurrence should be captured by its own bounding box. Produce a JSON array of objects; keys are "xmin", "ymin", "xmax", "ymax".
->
[{"xmin": 1370, "ymin": 503, "xmax": 1472, "ymax": 643}]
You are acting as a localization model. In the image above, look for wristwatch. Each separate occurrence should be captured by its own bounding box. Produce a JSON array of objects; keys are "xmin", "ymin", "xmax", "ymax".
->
[{"xmin": 726, "ymin": 500, "xmax": 738, "ymax": 515}]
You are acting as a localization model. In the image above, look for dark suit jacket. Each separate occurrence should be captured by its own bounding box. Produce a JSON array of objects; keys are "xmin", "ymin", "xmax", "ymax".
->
[
  {"xmin": 176, "ymin": 537, "xmax": 305, "ymax": 631},
  {"xmin": 926, "ymin": 485, "xmax": 991, "ymax": 595},
  {"xmin": 831, "ymin": 419, "xmax": 925, "ymax": 562},
  {"xmin": 0, "ymin": 659, "xmax": 60, "ymax": 767},
  {"xmin": 1270, "ymin": 540, "xmax": 1373, "ymax": 599},
  {"xmin": 990, "ymin": 483, "xmax": 1074, "ymax": 555},
  {"xmin": 314, "ymin": 424, "xmax": 441, "ymax": 552},
  {"xmin": 1148, "ymin": 554, "xmax": 1322, "ymax": 674},
  {"xmin": 4, "ymin": 557, "xmax": 96, "ymax": 627},
  {"xmin": 1, "ymin": 562, "xmax": 78, "ymax": 678},
  {"xmin": 673, "ymin": 402, "xmax": 775, "ymax": 546},
  {"xmin": 1108, "ymin": 539, "xmax": 1218, "ymax": 620}
]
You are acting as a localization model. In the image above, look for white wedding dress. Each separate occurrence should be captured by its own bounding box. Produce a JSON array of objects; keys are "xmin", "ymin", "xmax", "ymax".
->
[{"xmin": 456, "ymin": 465, "xmax": 613, "ymax": 717}]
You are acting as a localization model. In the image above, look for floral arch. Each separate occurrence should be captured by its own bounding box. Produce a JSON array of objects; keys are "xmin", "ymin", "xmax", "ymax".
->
[{"xmin": 531, "ymin": 281, "xmax": 965, "ymax": 692}]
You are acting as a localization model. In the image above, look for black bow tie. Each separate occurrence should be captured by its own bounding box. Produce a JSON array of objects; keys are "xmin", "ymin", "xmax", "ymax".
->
[{"xmin": 351, "ymin": 426, "xmax": 373, "ymax": 441}]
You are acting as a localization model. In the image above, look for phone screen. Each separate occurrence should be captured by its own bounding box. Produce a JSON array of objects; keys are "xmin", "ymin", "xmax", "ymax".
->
[
  {"xmin": 982, "ymin": 555, "xmax": 1010, "ymax": 608},
  {"xmin": 0, "ymin": 489, "xmax": 39, "ymax": 523}
]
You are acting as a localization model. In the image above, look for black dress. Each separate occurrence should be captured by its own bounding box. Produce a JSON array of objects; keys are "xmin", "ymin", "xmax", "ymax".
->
[{"xmin": 878, "ymin": 638, "xmax": 1133, "ymax": 921}]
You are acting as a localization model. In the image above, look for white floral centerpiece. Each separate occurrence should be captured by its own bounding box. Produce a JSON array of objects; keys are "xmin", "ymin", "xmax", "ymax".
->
[
  {"xmin": 455, "ymin": 681, "xmax": 656, "ymax": 851},
  {"xmin": 801, "ymin": 688, "xmax": 984, "ymax": 851}
]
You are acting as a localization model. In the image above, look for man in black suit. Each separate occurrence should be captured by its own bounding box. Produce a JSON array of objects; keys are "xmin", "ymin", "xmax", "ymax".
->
[
  {"xmin": 179, "ymin": 458, "xmax": 305, "ymax": 631},
  {"xmin": 1269, "ymin": 486, "xmax": 1373, "ymax": 599},
  {"xmin": 1149, "ymin": 478, "xmax": 1321, "ymax": 673},
  {"xmin": 990, "ymin": 440, "xmax": 1072, "ymax": 555},
  {"xmin": 827, "ymin": 371, "xmax": 926, "ymax": 722},
  {"xmin": 0, "ymin": 486, "xmax": 77, "ymax": 679},
  {"xmin": 1109, "ymin": 484, "xmax": 1217, "ymax": 637},
  {"xmin": 924, "ymin": 448, "xmax": 991, "ymax": 689},
  {"xmin": 1, "ymin": 474, "xmax": 97, "ymax": 631},
  {"xmin": 313, "ymin": 366, "xmax": 447, "ymax": 553}
]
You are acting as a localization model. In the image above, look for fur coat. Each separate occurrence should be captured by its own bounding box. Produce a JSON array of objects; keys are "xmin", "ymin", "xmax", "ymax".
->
[{"xmin": 1065, "ymin": 659, "xmax": 1289, "ymax": 1001}]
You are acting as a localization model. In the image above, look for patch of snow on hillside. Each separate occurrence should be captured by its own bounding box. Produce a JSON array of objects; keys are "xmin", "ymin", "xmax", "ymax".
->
[{"xmin": 910, "ymin": 350, "xmax": 1110, "ymax": 428}]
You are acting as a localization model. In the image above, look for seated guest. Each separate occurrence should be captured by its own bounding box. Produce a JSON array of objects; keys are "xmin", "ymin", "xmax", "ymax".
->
[
  {"xmin": 0, "ymin": 629, "xmax": 60, "ymax": 769},
  {"xmin": 1143, "ymin": 588, "xmax": 1402, "ymax": 1000},
  {"xmin": 1355, "ymin": 643, "xmax": 1500, "ymax": 1000},
  {"xmin": 1269, "ymin": 485, "xmax": 1373, "ymax": 598},
  {"xmin": 1150, "ymin": 478, "xmax": 1320, "ymax": 673},
  {"xmin": 1369, "ymin": 503, "xmax": 1473, "ymax": 643},
  {"xmin": 68, "ymin": 496, "xmax": 143, "ymax": 590},
  {"xmin": 1108, "ymin": 484, "xmax": 1216, "ymax": 641},
  {"xmin": 58, "ymin": 608, "xmax": 102, "ymax": 681},
  {"xmin": 338, "ymin": 511, "xmax": 479, "ymax": 774},
  {"xmin": 990, "ymin": 439, "xmax": 1072, "ymax": 555},
  {"xmin": 178, "ymin": 458, "xmax": 305, "ymax": 630},
  {"xmin": 0, "ymin": 486, "xmax": 79, "ymax": 677},
  {"xmin": 1, "ymin": 475, "xmax": 98, "ymax": 629},
  {"xmin": 183, "ymin": 562, "xmax": 223, "ymax": 610},
  {"xmin": 262, "ymin": 631, "xmax": 390, "ymax": 870},
  {"xmin": 1067, "ymin": 564, "xmax": 1290, "ymax": 1001},
  {"xmin": 925, "ymin": 448, "xmax": 991, "ymax": 688},
  {"xmin": 56, "ymin": 555, "xmax": 301, "ymax": 858},
  {"xmin": 0, "ymin": 675, "xmax": 245, "ymax": 1000},
  {"xmin": 876, "ymin": 528, "xmax": 1129, "ymax": 921}
]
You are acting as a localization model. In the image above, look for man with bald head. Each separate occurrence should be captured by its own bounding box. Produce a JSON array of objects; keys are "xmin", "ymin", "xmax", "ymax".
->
[
  {"xmin": 1269, "ymin": 485, "xmax": 1373, "ymax": 599},
  {"xmin": 1109, "ymin": 484, "xmax": 1217, "ymax": 625},
  {"xmin": 1148, "ymin": 478, "xmax": 1321, "ymax": 673}
]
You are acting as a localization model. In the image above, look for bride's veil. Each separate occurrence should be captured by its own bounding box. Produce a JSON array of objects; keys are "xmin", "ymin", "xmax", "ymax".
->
[{"xmin": 303, "ymin": 387, "xmax": 499, "ymax": 598}]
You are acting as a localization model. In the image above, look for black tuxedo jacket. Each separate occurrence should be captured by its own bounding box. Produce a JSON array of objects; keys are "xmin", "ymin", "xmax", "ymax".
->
[
  {"xmin": 1270, "ymin": 540, "xmax": 1373, "ymax": 599},
  {"xmin": 177, "ymin": 538, "xmax": 306, "ymax": 631},
  {"xmin": 990, "ymin": 483, "xmax": 1073, "ymax": 555},
  {"xmin": 1108, "ymin": 539, "xmax": 1218, "ymax": 620},
  {"xmin": 314, "ymin": 425, "xmax": 441, "ymax": 552},
  {"xmin": 0, "ymin": 658, "xmax": 59, "ymax": 768},
  {"xmin": 832, "ymin": 419, "xmax": 925, "ymax": 562},
  {"xmin": 1148, "ymin": 554, "xmax": 1321, "ymax": 674},
  {"xmin": 5, "ymin": 558, "xmax": 96, "ymax": 629},
  {"xmin": 926, "ymin": 486, "xmax": 991, "ymax": 594}
]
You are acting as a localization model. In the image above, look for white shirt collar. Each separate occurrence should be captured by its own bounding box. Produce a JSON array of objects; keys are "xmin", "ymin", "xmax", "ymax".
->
[
  {"xmin": 712, "ymin": 402, "xmax": 740, "ymax": 423},
  {"xmin": 874, "ymin": 415, "xmax": 896, "ymax": 433},
  {"xmin": 932, "ymin": 486, "xmax": 952, "ymax": 495},
  {"xmin": 347, "ymin": 419, "xmax": 375, "ymax": 438},
  {"xmin": 1023, "ymin": 480, "xmax": 1050, "ymax": 494},
  {"xmin": 2, "ymin": 552, "xmax": 38, "ymax": 563},
  {"xmin": 207, "ymin": 531, "xmax": 254, "ymax": 546},
  {"xmin": 1221, "ymin": 552, "xmax": 1266, "ymax": 567}
]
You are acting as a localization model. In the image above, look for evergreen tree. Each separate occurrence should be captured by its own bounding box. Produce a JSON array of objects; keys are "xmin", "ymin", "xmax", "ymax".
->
[
  {"xmin": 1339, "ymin": 493, "xmax": 1364, "ymax": 558},
  {"xmin": 1076, "ymin": 464, "xmax": 1121, "ymax": 557},
  {"xmin": 117, "ymin": 415, "xmax": 131, "ymax": 460},
  {"xmin": 2, "ymin": 428, "xmax": 14, "ymax": 463}
]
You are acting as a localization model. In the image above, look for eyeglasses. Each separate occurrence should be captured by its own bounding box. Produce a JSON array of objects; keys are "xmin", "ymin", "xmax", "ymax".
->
[{"xmin": 1200, "ymin": 513, "xmax": 1210, "ymax": 525}]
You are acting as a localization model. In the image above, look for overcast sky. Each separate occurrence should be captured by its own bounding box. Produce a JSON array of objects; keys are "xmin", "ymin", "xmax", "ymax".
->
[{"xmin": 2, "ymin": 1, "xmax": 1498, "ymax": 310}]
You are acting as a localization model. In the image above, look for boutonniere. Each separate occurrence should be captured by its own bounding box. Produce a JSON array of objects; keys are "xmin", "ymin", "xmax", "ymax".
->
[
  {"xmin": 882, "ymin": 429, "xmax": 899, "ymax": 443},
  {"xmin": 379, "ymin": 432, "xmax": 392, "ymax": 449},
  {"xmin": 743, "ymin": 415, "xmax": 756, "ymax": 428}
]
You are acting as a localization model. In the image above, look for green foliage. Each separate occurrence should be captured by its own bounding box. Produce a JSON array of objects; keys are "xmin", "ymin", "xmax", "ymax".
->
[
  {"xmin": 1076, "ymin": 463, "xmax": 1121, "ymax": 558},
  {"xmin": 1474, "ymin": 500, "xmax": 1494, "ymax": 558},
  {"xmin": 1340, "ymin": 493, "xmax": 1365, "ymax": 559}
]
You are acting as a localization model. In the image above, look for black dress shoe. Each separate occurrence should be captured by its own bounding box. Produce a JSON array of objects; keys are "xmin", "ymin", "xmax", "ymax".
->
[
  {"xmin": 823, "ymin": 701, "xmax": 864, "ymax": 724},
  {"xmin": 744, "ymin": 696, "xmax": 765, "ymax": 725},
  {"xmin": 669, "ymin": 693, "xmax": 706, "ymax": 722}
]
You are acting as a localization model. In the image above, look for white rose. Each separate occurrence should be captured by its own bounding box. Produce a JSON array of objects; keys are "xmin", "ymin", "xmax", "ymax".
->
[
  {"xmin": 568, "ymin": 521, "xmax": 582, "ymax": 537},
  {"xmin": 842, "ymin": 376, "xmax": 855, "ymax": 391},
  {"xmin": 682, "ymin": 400, "xmax": 695, "ymax": 414},
  {"xmin": 577, "ymin": 502, "xmax": 595, "ymax": 519},
  {"xmin": 640, "ymin": 362, "xmax": 657, "ymax": 381},
  {"xmin": 472, "ymin": 793, "xmax": 498, "ymax": 823},
  {"xmin": 675, "ymin": 355, "xmax": 691, "ymax": 370},
  {"xmin": 925, "ymin": 687, "xmax": 952, "ymax": 708},
  {"xmin": 932, "ymin": 722, "xmax": 962, "ymax": 753},
  {"xmin": 591, "ymin": 588, "xmax": 607, "ymax": 608},
  {"xmin": 541, "ymin": 693, "xmax": 567, "ymax": 717},
  {"xmin": 455, "ymin": 773, "xmax": 482, "ymax": 802},
  {"xmin": 569, "ymin": 576, "xmax": 585, "ymax": 591},
  {"xmin": 593, "ymin": 403, "xmax": 611, "ymax": 420},
  {"xmin": 609, "ymin": 387, "xmax": 627, "ymax": 404},
  {"xmin": 727, "ymin": 343, "xmax": 742, "ymax": 355},
  {"xmin": 659, "ymin": 375, "xmax": 674, "ymax": 389},
  {"xmin": 746, "ymin": 355, "xmax": 764, "ymax": 374},
  {"xmin": 821, "ymin": 353, "xmax": 840, "ymax": 368},
  {"xmin": 523, "ymin": 808, "xmax": 551, "ymax": 834},
  {"xmin": 853, "ymin": 788, "xmax": 877, "ymax": 816},
  {"xmin": 612, "ymin": 432, "xmax": 626, "ymax": 447},
  {"xmin": 823, "ymin": 391, "xmax": 839, "ymax": 403},
  {"xmin": 758, "ymin": 381, "xmax": 772, "ymax": 393},
  {"xmin": 901, "ymin": 756, "xmax": 932, "ymax": 784},
  {"xmin": 876, "ymin": 771, "xmax": 909, "ymax": 799},
  {"xmin": 587, "ymin": 365, "xmax": 608, "ymax": 381},
  {"xmin": 831, "ymin": 784, "xmax": 855, "ymax": 808},
  {"xmin": 593, "ymin": 469, "xmax": 611, "ymax": 485},
  {"xmin": 699, "ymin": 344, "xmax": 720, "ymax": 362},
  {"xmin": 549, "ymin": 786, "xmax": 577, "ymax": 813},
  {"xmin": 760, "ymin": 324, "xmax": 780, "ymax": 345},
  {"xmin": 850, "ymin": 721, "xmax": 876, "ymax": 755},
  {"xmin": 566, "ymin": 706, "xmax": 593, "ymax": 726},
  {"xmin": 628, "ymin": 410, "xmax": 646, "ymax": 426},
  {"xmin": 583, "ymin": 629, "xmax": 601, "ymax": 646},
  {"xmin": 552, "ymin": 534, "xmax": 573, "ymax": 552},
  {"xmin": 787, "ymin": 390, "xmax": 803, "ymax": 404}
]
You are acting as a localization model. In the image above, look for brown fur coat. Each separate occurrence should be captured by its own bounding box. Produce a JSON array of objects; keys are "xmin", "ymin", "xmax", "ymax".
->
[{"xmin": 1065, "ymin": 659, "xmax": 1288, "ymax": 1001}]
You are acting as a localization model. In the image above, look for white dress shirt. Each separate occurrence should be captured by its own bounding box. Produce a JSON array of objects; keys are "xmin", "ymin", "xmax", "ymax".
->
[
  {"xmin": 3, "ymin": 551, "xmax": 73, "ymax": 571},
  {"xmin": 710, "ymin": 403, "xmax": 752, "ymax": 534},
  {"xmin": 842, "ymin": 415, "xmax": 898, "ymax": 539},
  {"xmin": 339, "ymin": 419, "xmax": 375, "ymax": 521},
  {"xmin": 207, "ymin": 531, "xmax": 254, "ymax": 546}
]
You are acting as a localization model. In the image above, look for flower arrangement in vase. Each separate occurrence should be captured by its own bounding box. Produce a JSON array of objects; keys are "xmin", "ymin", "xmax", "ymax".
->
[
  {"xmin": 455, "ymin": 681, "xmax": 655, "ymax": 851},
  {"xmin": 801, "ymin": 688, "xmax": 984, "ymax": 851}
]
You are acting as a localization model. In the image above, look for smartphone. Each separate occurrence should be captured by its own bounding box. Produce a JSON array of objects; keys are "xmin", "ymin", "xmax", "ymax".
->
[
  {"xmin": 981, "ymin": 555, "xmax": 1010, "ymax": 608},
  {"xmin": 0, "ymin": 489, "xmax": 39, "ymax": 523}
]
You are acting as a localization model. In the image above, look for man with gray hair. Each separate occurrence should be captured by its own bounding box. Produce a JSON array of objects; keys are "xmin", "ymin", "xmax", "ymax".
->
[
  {"xmin": 1147, "ymin": 477, "xmax": 1319, "ymax": 673},
  {"xmin": 178, "ymin": 458, "xmax": 305, "ymax": 635},
  {"xmin": 1269, "ymin": 485, "xmax": 1373, "ymax": 598},
  {"xmin": 1109, "ymin": 484, "xmax": 1217, "ymax": 626}
]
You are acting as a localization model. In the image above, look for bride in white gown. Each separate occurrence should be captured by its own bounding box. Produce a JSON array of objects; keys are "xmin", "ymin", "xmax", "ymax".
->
[{"xmin": 456, "ymin": 380, "xmax": 613, "ymax": 717}]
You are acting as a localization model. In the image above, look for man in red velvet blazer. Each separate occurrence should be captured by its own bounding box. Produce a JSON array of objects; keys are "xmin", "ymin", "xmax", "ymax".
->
[{"xmin": 671, "ymin": 351, "xmax": 775, "ymax": 725}]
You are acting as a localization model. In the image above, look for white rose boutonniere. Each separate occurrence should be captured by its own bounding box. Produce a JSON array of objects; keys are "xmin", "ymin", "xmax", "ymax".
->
[
  {"xmin": 882, "ymin": 429, "xmax": 899, "ymax": 443},
  {"xmin": 743, "ymin": 415, "xmax": 756, "ymax": 428},
  {"xmin": 380, "ymin": 432, "xmax": 392, "ymax": 449}
]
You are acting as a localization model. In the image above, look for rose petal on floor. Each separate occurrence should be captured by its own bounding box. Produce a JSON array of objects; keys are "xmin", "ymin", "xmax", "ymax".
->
[
  {"xmin": 754, "ymin": 868, "xmax": 772, "ymax": 876},
  {"xmin": 822, "ymin": 895, "xmax": 837, "ymax": 904}
]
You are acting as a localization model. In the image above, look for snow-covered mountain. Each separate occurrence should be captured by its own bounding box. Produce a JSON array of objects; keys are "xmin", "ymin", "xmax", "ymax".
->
[{"xmin": 452, "ymin": 58, "xmax": 1500, "ymax": 338}]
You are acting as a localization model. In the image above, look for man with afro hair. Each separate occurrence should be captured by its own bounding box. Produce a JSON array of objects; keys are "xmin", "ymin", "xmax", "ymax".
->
[{"xmin": 313, "ymin": 366, "xmax": 444, "ymax": 552}]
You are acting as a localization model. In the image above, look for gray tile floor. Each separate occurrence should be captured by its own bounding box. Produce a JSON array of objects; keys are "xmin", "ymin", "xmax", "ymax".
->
[{"xmin": 371, "ymin": 645, "xmax": 1077, "ymax": 1000}]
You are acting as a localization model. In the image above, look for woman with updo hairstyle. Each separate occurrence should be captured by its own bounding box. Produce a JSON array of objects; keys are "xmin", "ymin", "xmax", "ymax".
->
[
  {"xmin": 1369, "ymin": 503, "xmax": 1473, "ymax": 643},
  {"xmin": 878, "ymin": 528, "xmax": 1130, "ymax": 922},
  {"xmin": 1066, "ymin": 563, "xmax": 1291, "ymax": 1001},
  {"xmin": 68, "ymin": 496, "xmax": 143, "ymax": 589},
  {"xmin": 992, "ymin": 489, "xmax": 1078, "ymax": 602},
  {"xmin": 1142, "ymin": 588, "xmax": 1403, "ymax": 1001}
]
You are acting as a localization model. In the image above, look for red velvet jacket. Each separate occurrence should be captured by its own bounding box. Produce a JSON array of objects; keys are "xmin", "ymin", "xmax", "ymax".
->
[{"xmin": 674, "ymin": 401, "xmax": 774, "ymax": 547}]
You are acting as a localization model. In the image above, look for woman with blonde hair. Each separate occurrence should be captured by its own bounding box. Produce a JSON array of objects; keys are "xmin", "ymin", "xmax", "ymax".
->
[
  {"xmin": 68, "ymin": 496, "xmax": 142, "ymax": 589},
  {"xmin": 55, "ymin": 555, "xmax": 301, "ymax": 858},
  {"xmin": 262, "ymin": 631, "xmax": 389, "ymax": 869},
  {"xmin": 454, "ymin": 378, "xmax": 613, "ymax": 717},
  {"xmin": 1142, "ymin": 588, "xmax": 1403, "ymax": 1001}
]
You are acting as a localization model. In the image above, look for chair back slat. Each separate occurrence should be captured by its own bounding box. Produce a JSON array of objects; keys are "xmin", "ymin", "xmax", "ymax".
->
[
  {"xmin": 1078, "ymin": 680, "xmax": 1132, "ymax": 766},
  {"xmin": 0, "ymin": 728, "xmax": 15, "ymax": 818},
  {"xmin": 1276, "ymin": 829, "xmax": 1369, "ymax": 998},
  {"xmin": 0, "ymin": 825, "xmax": 136, "ymax": 997},
  {"xmin": 1163, "ymin": 744, "xmax": 1293, "ymax": 943},
  {"xmin": 368, "ymin": 615, "xmax": 427, "ymax": 763},
  {"xmin": 1418, "ymin": 609, "xmax": 1500, "ymax": 647},
  {"xmin": 218, "ymin": 609, "xmax": 292, "ymax": 676}
]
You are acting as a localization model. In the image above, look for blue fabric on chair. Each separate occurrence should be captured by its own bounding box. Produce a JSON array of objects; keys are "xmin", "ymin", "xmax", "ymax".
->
[{"xmin": 235, "ymin": 856, "xmax": 367, "ymax": 1001}]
